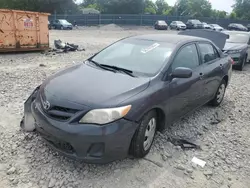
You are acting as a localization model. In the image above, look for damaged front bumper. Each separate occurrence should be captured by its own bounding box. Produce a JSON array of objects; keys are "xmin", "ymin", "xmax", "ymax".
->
[
  {"xmin": 20, "ymin": 86, "xmax": 138, "ymax": 164},
  {"xmin": 20, "ymin": 86, "xmax": 40, "ymax": 132}
]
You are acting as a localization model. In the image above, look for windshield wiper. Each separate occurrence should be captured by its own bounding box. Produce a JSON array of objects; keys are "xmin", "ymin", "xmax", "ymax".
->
[
  {"xmin": 99, "ymin": 64, "xmax": 136, "ymax": 77},
  {"xmin": 87, "ymin": 60, "xmax": 116, "ymax": 72}
]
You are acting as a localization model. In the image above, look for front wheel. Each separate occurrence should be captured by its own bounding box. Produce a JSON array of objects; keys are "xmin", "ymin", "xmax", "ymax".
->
[
  {"xmin": 130, "ymin": 110, "xmax": 157, "ymax": 158},
  {"xmin": 209, "ymin": 79, "xmax": 226, "ymax": 106}
]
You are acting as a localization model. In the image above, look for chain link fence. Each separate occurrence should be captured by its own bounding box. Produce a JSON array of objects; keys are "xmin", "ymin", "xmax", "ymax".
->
[{"xmin": 49, "ymin": 14, "xmax": 250, "ymax": 28}]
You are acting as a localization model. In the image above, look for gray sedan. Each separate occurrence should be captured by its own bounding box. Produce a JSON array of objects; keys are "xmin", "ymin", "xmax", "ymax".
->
[
  {"xmin": 21, "ymin": 32, "xmax": 233, "ymax": 164},
  {"xmin": 222, "ymin": 30, "xmax": 250, "ymax": 71}
]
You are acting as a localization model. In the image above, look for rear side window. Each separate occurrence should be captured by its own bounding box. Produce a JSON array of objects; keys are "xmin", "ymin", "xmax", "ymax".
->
[
  {"xmin": 198, "ymin": 43, "xmax": 219, "ymax": 63},
  {"xmin": 171, "ymin": 44, "xmax": 200, "ymax": 70}
]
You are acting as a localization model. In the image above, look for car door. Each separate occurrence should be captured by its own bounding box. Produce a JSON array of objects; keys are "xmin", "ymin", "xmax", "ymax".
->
[
  {"xmin": 247, "ymin": 37, "xmax": 250, "ymax": 62},
  {"xmin": 54, "ymin": 20, "xmax": 60, "ymax": 28},
  {"xmin": 166, "ymin": 43, "xmax": 205, "ymax": 123},
  {"xmin": 197, "ymin": 42, "xmax": 223, "ymax": 102},
  {"xmin": 172, "ymin": 21, "xmax": 176, "ymax": 29}
]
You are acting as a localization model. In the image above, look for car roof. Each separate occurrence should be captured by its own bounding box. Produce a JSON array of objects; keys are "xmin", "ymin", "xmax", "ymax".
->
[{"xmin": 129, "ymin": 34, "xmax": 209, "ymax": 44}]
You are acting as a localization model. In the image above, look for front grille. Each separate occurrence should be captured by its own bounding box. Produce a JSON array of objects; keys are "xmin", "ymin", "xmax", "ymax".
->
[{"xmin": 40, "ymin": 94, "xmax": 79, "ymax": 121}]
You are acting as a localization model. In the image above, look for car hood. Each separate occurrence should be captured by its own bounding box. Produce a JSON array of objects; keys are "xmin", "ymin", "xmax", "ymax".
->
[
  {"xmin": 178, "ymin": 24, "xmax": 186, "ymax": 26},
  {"xmin": 178, "ymin": 29, "xmax": 228, "ymax": 50},
  {"xmin": 40, "ymin": 63, "xmax": 150, "ymax": 108},
  {"xmin": 62, "ymin": 24, "xmax": 72, "ymax": 26},
  {"xmin": 223, "ymin": 42, "xmax": 247, "ymax": 51}
]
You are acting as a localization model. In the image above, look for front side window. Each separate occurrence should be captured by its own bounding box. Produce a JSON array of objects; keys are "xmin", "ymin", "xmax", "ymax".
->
[
  {"xmin": 91, "ymin": 38, "xmax": 175, "ymax": 76},
  {"xmin": 59, "ymin": 20, "xmax": 70, "ymax": 24},
  {"xmin": 171, "ymin": 44, "xmax": 200, "ymax": 70},
  {"xmin": 198, "ymin": 43, "xmax": 219, "ymax": 63}
]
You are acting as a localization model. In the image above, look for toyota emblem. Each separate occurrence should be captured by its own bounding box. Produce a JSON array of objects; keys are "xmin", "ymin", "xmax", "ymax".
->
[{"xmin": 42, "ymin": 100, "xmax": 51, "ymax": 110}]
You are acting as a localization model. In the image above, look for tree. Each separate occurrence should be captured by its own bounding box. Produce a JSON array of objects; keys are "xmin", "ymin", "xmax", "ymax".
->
[
  {"xmin": 175, "ymin": 0, "xmax": 212, "ymax": 17},
  {"xmin": 144, "ymin": 0, "xmax": 157, "ymax": 14},
  {"xmin": 0, "ymin": 0, "xmax": 80, "ymax": 14},
  {"xmin": 233, "ymin": 0, "xmax": 250, "ymax": 19},
  {"xmin": 211, "ymin": 10, "xmax": 227, "ymax": 18},
  {"xmin": 155, "ymin": 0, "xmax": 169, "ymax": 15},
  {"xmin": 229, "ymin": 11, "xmax": 237, "ymax": 19}
]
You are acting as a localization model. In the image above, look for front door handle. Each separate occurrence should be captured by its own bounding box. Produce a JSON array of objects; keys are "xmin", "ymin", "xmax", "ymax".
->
[{"xmin": 199, "ymin": 73, "xmax": 204, "ymax": 79}]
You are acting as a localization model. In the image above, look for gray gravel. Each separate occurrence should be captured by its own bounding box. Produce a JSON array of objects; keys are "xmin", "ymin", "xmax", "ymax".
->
[{"xmin": 0, "ymin": 26, "xmax": 250, "ymax": 188}]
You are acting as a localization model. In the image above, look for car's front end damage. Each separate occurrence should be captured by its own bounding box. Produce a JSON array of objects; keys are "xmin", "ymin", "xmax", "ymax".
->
[
  {"xmin": 21, "ymin": 86, "xmax": 138, "ymax": 164},
  {"xmin": 223, "ymin": 43, "xmax": 248, "ymax": 68}
]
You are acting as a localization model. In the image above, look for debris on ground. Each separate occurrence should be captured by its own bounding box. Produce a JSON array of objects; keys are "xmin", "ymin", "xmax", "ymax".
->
[
  {"xmin": 168, "ymin": 137, "xmax": 201, "ymax": 150},
  {"xmin": 54, "ymin": 39, "xmax": 85, "ymax": 53},
  {"xmin": 39, "ymin": 63, "xmax": 46, "ymax": 67},
  {"xmin": 191, "ymin": 157, "xmax": 206, "ymax": 168},
  {"xmin": 100, "ymin": 24, "xmax": 124, "ymax": 31}
]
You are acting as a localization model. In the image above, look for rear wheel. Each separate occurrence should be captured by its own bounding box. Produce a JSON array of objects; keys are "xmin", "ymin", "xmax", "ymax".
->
[
  {"xmin": 130, "ymin": 110, "xmax": 157, "ymax": 158},
  {"xmin": 209, "ymin": 79, "xmax": 227, "ymax": 106}
]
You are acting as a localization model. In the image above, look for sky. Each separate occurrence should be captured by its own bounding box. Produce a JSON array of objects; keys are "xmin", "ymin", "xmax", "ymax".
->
[{"xmin": 164, "ymin": 0, "xmax": 234, "ymax": 12}]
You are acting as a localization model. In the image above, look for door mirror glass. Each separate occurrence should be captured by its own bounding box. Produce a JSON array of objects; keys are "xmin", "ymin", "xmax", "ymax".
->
[{"xmin": 171, "ymin": 67, "xmax": 192, "ymax": 78}]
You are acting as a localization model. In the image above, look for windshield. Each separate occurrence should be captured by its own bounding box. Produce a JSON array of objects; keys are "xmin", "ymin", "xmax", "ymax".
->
[
  {"xmin": 211, "ymin": 24, "xmax": 219, "ymax": 27},
  {"xmin": 191, "ymin": 20, "xmax": 201, "ymax": 24},
  {"xmin": 226, "ymin": 33, "xmax": 249, "ymax": 43},
  {"xmin": 91, "ymin": 38, "xmax": 174, "ymax": 76},
  {"xmin": 59, "ymin": 20, "xmax": 70, "ymax": 24},
  {"xmin": 158, "ymin": 21, "xmax": 166, "ymax": 25},
  {"xmin": 176, "ymin": 21, "xmax": 184, "ymax": 24}
]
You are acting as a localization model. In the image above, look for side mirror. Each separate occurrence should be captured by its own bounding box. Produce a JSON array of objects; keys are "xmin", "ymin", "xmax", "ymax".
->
[{"xmin": 171, "ymin": 67, "xmax": 192, "ymax": 78}]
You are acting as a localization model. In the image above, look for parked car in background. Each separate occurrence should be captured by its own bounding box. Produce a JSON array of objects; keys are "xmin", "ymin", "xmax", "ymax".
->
[
  {"xmin": 169, "ymin": 21, "xmax": 186, "ymax": 30},
  {"xmin": 186, "ymin": 19, "xmax": 203, "ymax": 29},
  {"xmin": 228, "ymin": 23, "xmax": 248, "ymax": 31},
  {"xmin": 51, "ymin": 19, "xmax": 73, "ymax": 30},
  {"xmin": 222, "ymin": 30, "xmax": 250, "ymax": 71},
  {"xmin": 154, "ymin": 20, "xmax": 168, "ymax": 30},
  {"xmin": 246, "ymin": 24, "xmax": 250, "ymax": 31},
  {"xmin": 21, "ymin": 31, "xmax": 232, "ymax": 164},
  {"xmin": 48, "ymin": 21, "xmax": 52, "ymax": 30},
  {"xmin": 210, "ymin": 24, "xmax": 224, "ymax": 31},
  {"xmin": 201, "ymin": 22, "xmax": 212, "ymax": 29}
]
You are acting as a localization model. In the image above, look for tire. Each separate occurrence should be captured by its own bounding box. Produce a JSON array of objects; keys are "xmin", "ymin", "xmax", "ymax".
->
[
  {"xmin": 130, "ymin": 110, "xmax": 157, "ymax": 158},
  {"xmin": 209, "ymin": 79, "xmax": 227, "ymax": 107},
  {"xmin": 60, "ymin": 26, "xmax": 64, "ymax": 30}
]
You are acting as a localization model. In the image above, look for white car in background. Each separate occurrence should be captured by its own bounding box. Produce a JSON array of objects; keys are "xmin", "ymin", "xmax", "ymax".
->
[
  {"xmin": 210, "ymin": 24, "xmax": 224, "ymax": 31},
  {"xmin": 169, "ymin": 21, "xmax": 186, "ymax": 30},
  {"xmin": 201, "ymin": 22, "xmax": 212, "ymax": 29}
]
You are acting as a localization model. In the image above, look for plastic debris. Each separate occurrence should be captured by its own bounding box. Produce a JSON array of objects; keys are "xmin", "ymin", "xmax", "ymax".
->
[{"xmin": 191, "ymin": 157, "xmax": 206, "ymax": 168}]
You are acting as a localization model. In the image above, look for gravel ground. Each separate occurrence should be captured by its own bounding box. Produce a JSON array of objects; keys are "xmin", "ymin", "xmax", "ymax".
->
[{"xmin": 0, "ymin": 25, "xmax": 250, "ymax": 188}]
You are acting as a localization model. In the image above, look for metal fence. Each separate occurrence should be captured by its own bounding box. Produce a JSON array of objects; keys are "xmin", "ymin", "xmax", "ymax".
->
[{"xmin": 49, "ymin": 14, "xmax": 250, "ymax": 28}]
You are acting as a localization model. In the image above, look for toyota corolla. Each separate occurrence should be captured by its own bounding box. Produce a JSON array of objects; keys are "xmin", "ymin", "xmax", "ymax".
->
[{"xmin": 21, "ymin": 32, "xmax": 233, "ymax": 164}]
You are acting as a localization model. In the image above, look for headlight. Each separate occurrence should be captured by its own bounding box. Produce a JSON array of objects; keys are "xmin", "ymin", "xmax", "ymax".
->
[
  {"xmin": 79, "ymin": 105, "xmax": 131, "ymax": 125},
  {"xmin": 226, "ymin": 50, "xmax": 241, "ymax": 54}
]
